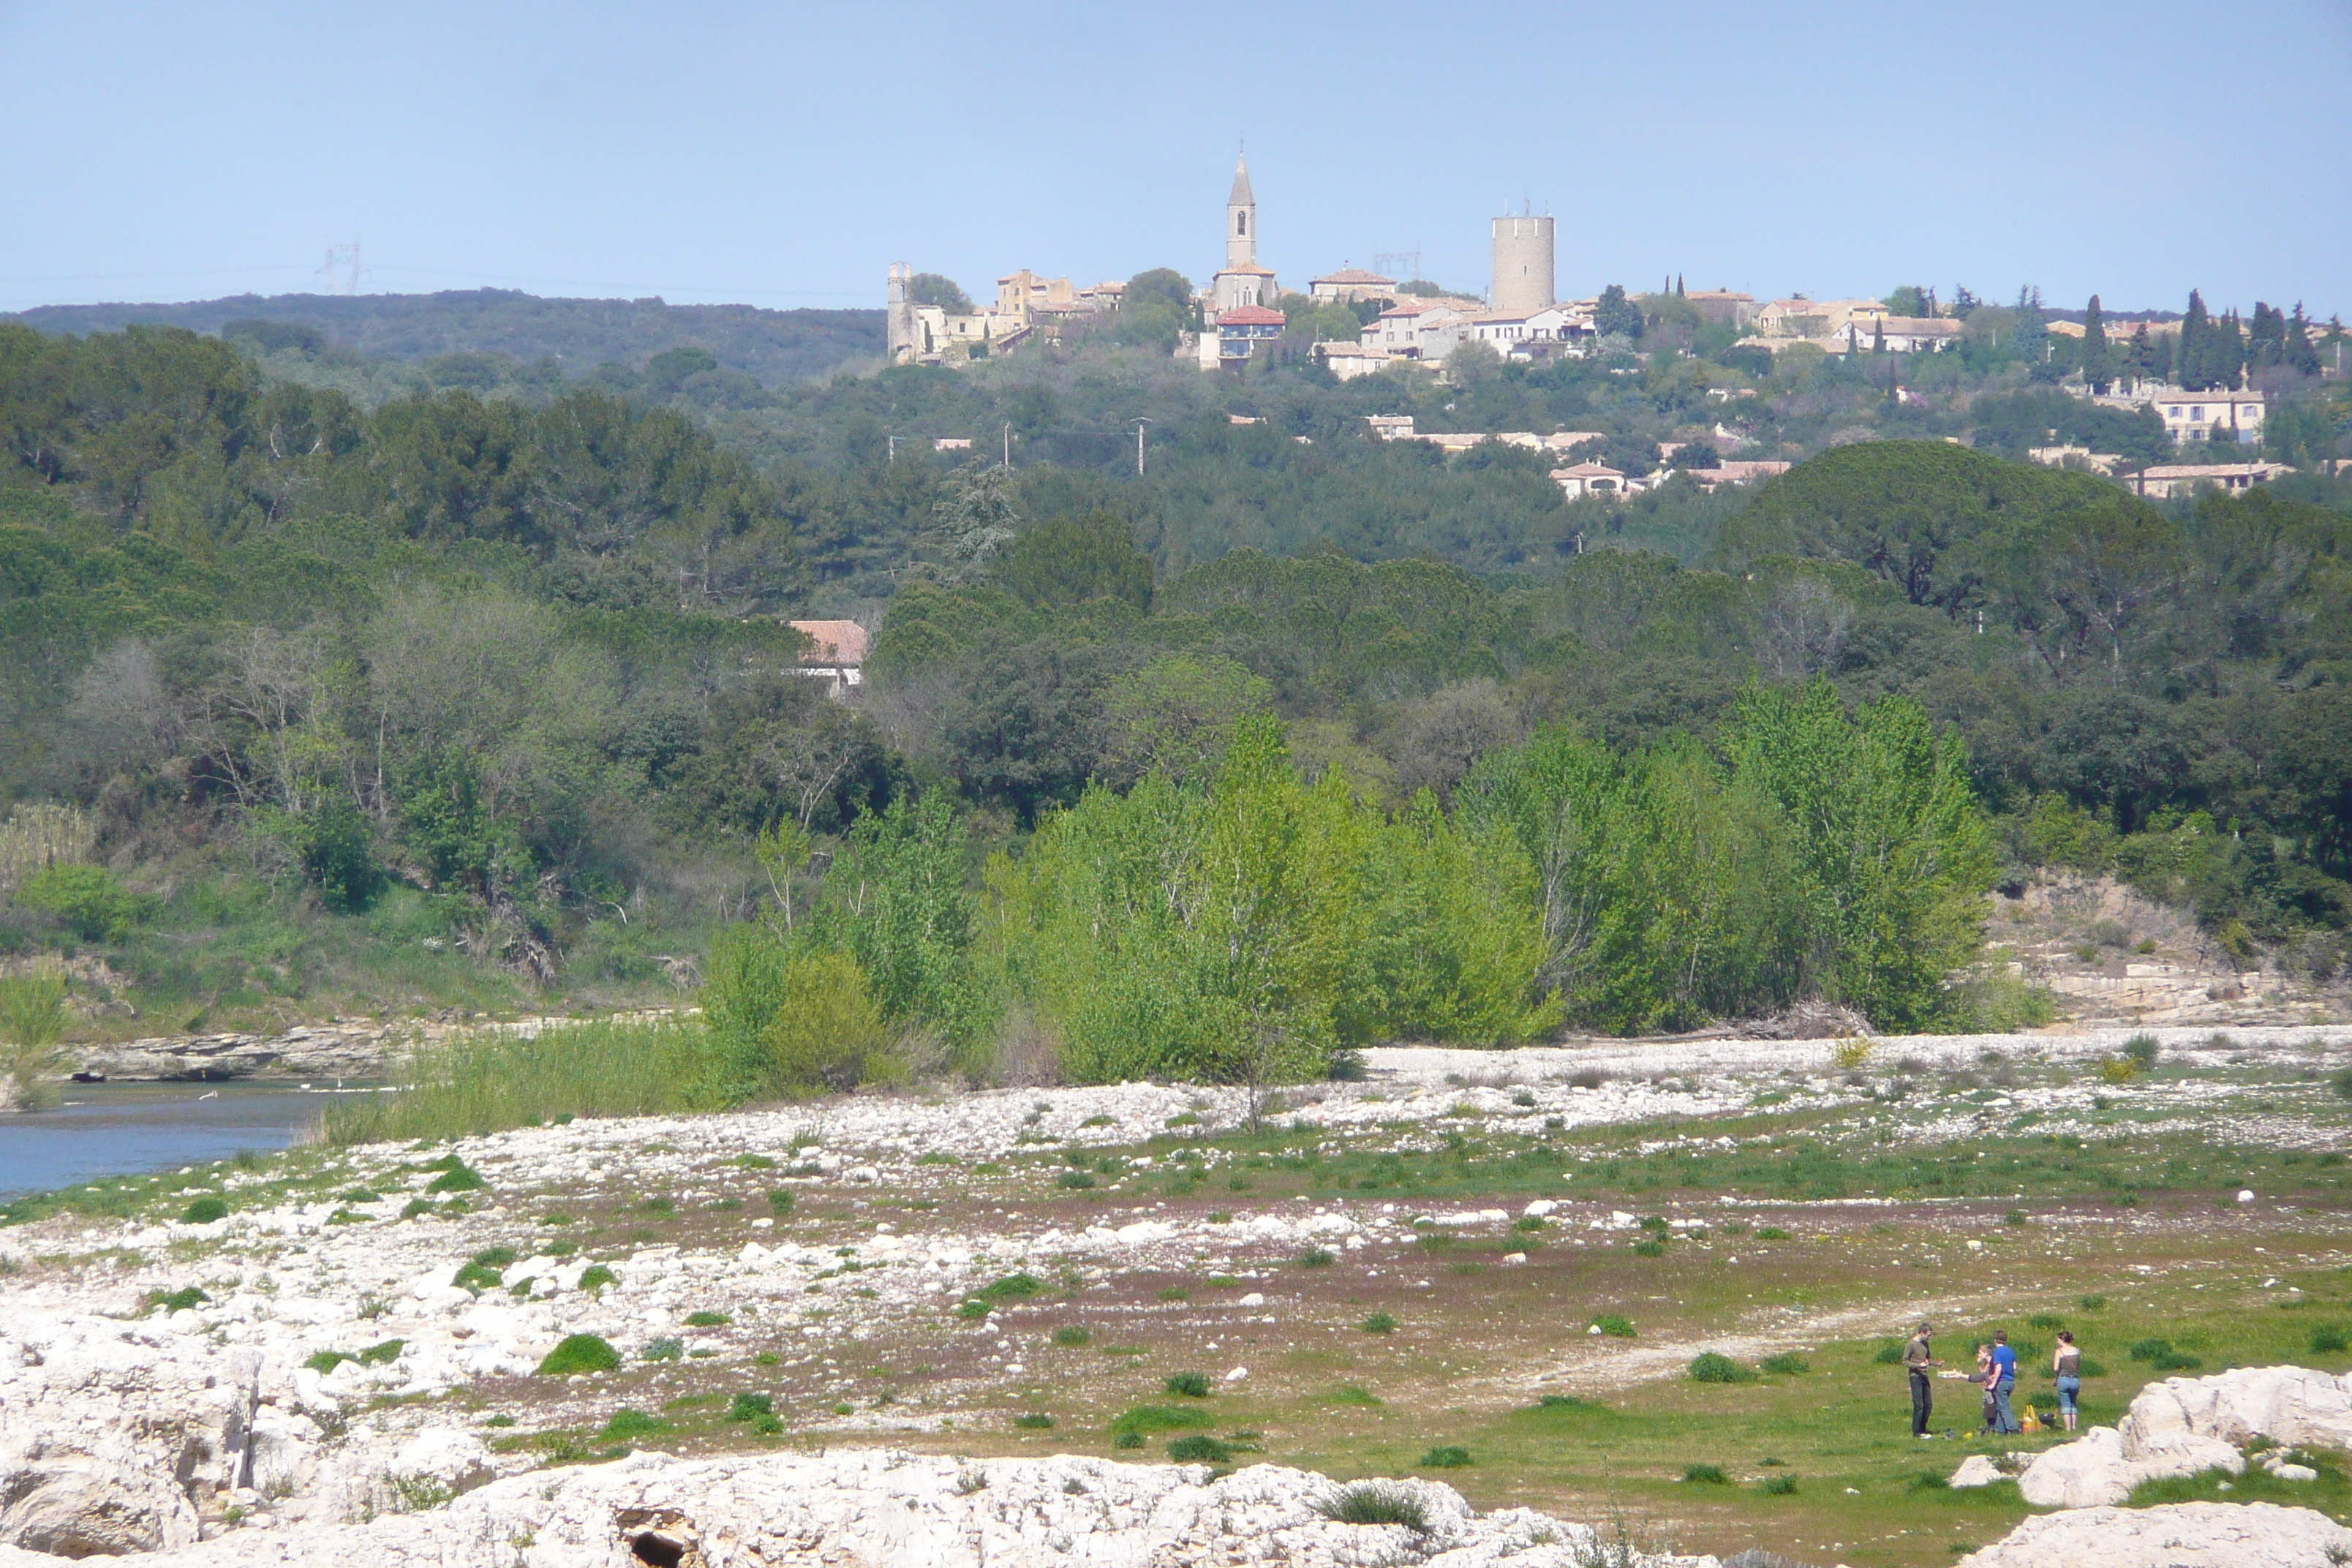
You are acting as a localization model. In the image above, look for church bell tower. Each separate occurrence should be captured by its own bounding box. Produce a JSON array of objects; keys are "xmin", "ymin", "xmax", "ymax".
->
[{"xmin": 1226, "ymin": 154, "xmax": 1256, "ymax": 270}]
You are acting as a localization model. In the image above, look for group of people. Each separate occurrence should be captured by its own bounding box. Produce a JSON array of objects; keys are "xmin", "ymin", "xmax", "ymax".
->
[{"xmin": 1901, "ymin": 1323, "xmax": 2081, "ymax": 1438}]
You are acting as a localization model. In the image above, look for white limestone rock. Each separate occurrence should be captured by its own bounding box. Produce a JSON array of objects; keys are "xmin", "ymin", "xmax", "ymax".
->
[
  {"xmin": 1948, "ymin": 1454, "xmax": 2004, "ymax": 1488},
  {"xmin": 1958, "ymin": 1501, "xmax": 2352, "ymax": 1567},
  {"xmin": 2016, "ymin": 1365, "xmax": 2349, "ymax": 1508},
  {"xmin": 0, "ymin": 1459, "xmax": 202, "ymax": 1557}
]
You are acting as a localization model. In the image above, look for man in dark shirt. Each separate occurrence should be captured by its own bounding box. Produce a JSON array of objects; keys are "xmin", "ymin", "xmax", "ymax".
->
[
  {"xmin": 1988, "ymin": 1331, "xmax": 2021, "ymax": 1435},
  {"xmin": 1901, "ymin": 1324, "xmax": 1940, "ymax": 1437}
]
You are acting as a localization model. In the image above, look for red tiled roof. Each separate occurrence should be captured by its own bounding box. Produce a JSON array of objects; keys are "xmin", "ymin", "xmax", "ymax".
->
[
  {"xmin": 790, "ymin": 619, "xmax": 869, "ymax": 666},
  {"xmin": 1217, "ymin": 306, "xmax": 1288, "ymax": 326},
  {"xmin": 1313, "ymin": 268, "xmax": 1396, "ymax": 284}
]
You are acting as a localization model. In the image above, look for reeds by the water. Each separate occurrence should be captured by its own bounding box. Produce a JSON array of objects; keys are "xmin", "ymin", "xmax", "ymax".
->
[{"xmin": 319, "ymin": 1019, "xmax": 720, "ymax": 1145}]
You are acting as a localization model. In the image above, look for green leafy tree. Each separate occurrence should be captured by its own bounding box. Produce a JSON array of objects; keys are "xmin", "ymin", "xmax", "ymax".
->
[
  {"xmin": 1593, "ymin": 285, "xmax": 1644, "ymax": 340},
  {"xmin": 908, "ymin": 274, "xmax": 974, "ymax": 314},
  {"xmin": 993, "ymin": 511, "xmax": 1153, "ymax": 611}
]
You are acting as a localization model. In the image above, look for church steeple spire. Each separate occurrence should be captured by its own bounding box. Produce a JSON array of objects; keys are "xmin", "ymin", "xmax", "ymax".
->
[{"xmin": 1226, "ymin": 154, "xmax": 1256, "ymax": 269}]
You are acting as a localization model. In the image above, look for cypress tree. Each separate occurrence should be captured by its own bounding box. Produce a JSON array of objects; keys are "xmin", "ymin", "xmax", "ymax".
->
[
  {"xmin": 2179, "ymin": 290, "xmax": 2212, "ymax": 389},
  {"xmin": 2217, "ymin": 309, "xmax": 2245, "ymax": 391},
  {"xmin": 2082, "ymin": 295, "xmax": 2112, "ymax": 394},
  {"xmin": 2287, "ymin": 304, "xmax": 2321, "ymax": 376}
]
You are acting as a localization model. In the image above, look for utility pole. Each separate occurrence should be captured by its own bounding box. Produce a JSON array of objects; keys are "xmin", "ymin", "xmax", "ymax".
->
[
  {"xmin": 887, "ymin": 434, "xmax": 900, "ymax": 463},
  {"xmin": 1002, "ymin": 423, "xmax": 1011, "ymax": 469},
  {"xmin": 1132, "ymin": 418, "xmax": 1152, "ymax": 476}
]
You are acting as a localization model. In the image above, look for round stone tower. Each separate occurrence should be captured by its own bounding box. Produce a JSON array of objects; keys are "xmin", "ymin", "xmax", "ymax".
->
[{"xmin": 1490, "ymin": 214, "xmax": 1555, "ymax": 316}]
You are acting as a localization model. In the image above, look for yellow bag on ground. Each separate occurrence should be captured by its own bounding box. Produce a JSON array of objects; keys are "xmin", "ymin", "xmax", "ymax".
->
[{"xmin": 2019, "ymin": 1409, "xmax": 2042, "ymax": 1433}]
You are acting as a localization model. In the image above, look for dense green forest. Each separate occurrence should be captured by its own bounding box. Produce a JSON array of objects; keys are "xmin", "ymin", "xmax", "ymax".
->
[
  {"xmin": 1, "ymin": 306, "xmax": 2348, "ymax": 1079},
  {"xmin": 8, "ymin": 291, "xmax": 883, "ymax": 402}
]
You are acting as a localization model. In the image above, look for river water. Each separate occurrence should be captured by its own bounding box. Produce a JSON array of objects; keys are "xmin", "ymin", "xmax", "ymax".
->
[{"xmin": 0, "ymin": 1081, "xmax": 381, "ymax": 1196}]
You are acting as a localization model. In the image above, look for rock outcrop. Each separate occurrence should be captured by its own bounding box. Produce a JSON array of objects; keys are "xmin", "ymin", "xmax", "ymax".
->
[
  {"xmin": 2015, "ymin": 1365, "xmax": 2349, "ymax": 1509},
  {"xmin": 0, "ymin": 1450, "xmax": 1711, "ymax": 1567},
  {"xmin": 1958, "ymin": 1501, "xmax": 2352, "ymax": 1567}
]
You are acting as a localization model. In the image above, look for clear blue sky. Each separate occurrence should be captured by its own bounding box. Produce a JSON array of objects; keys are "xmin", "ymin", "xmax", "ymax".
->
[{"xmin": 4, "ymin": 0, "xmax": 2346, "ymax": 319}]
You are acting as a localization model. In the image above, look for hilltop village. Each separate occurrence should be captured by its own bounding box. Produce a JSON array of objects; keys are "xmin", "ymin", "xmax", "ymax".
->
[{"xmin": 886, "ymin": 157, "xmax": 2344, "ymax": 502}]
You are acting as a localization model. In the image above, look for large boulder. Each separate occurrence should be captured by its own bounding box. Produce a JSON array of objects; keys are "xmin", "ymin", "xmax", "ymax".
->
[
  {"xmin": 2017, "ymin": 1365, "xmax": 2346, "ymax": 1508},
  {"xmin": 2125, "ymin": 1365, "xmax": 2352, "ymax": 1453},
  {"xmin": 0, "ymin": 1460, "xmax": 202, "ymax": 1557},
  {"xmin": 1959, "ymin": 1501, "xmax": 2352, "ymax": 1567}
]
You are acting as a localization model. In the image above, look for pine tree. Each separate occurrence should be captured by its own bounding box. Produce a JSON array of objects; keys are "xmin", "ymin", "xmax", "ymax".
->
[
  {"xmin": 2178, "ymin": 290, "xmax": 2212, "ymax": 389},
  {"xmin": 2248, "ymin": 302, "xmax": 2285, "ymax": 367},
  {"xmin": 2082, "ymin": 295, "xmax": 2113, "ymax": 394}
]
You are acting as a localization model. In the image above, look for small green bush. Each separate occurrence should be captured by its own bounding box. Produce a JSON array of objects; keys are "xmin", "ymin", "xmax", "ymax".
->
[
  {"xmin": 2027, "ymin": 1313, "xmax": 2065, "ymax": 1329},
  {"xmin": 1157, "ymin": 1286, "xmax": 1189, "ymax": 1303},
  {"xmin": 1537, "ymin": 1394, "xmax": 1598, "ymax": 1410},
  {"xmin": 1112, "ymin": 1431, "xmax": 1145, "ymax": 1450},
  {"xmin": 151, "ymin": 1286, "xmax": 208, "ymax": 1313},
  {"xmin": 536, "ymin": 1334, "xmax": 619, "ymax": 1376},
  {"xmin": 1168, "ymin": 1434, "xmax": 1233, "ymax": 1463},
  {"xmin": 2333, "ymin": 1066, "xmax": 2352, "ymax": 1101},
  {"xmin": 768, "ymin": 1188, "xmax": 795, "ymax": 1213},
  {"xmin": 1360, "ymin": 1312, "xmax": 1397, "ymax": 1335},
  {"xmin": 1758, "ymin": 1353, "xmax": 1810, "ymax": 1376},
  {"xmin": 304, "ymin": 1350, "xmax": 350, "ymax": 1374},
  {"xmin": 1872, "ymin": 1341, "xmax": 1905, "ymax": 1364},
  {"xmin": 451, "ymin": 1261, "xmax": 503, "ymax": 1294},
  {"xmin": 1689, "ymin": 1353, "xmax": 1755, "ymax": 1384},
  {"xmin": 2080, "ymin": 1294, "xmax": 2107, "ymax": 1310},
  {"xmin": 427, "ymin": 1163, "xmax": 486, "ymax": 1194},
  {"xmin": 340, "ymin": 1188, "xmax": 380, "ymax": 1203},
  {"xmin": 2122, "ymin": 1033, "xmax": 2160, "ymax": 1068},
  {"xmin": 1760, "ymin": 1474, "xmax": 1798, "ymax": 1495},
  {"xmin": 980, "ymin": 1273, "xmax": 1044, "ymax": 1300},
  {"xmin": 1057, "ymin": 1171, "xmax": 1096, "ymax": 1190},
  {"xmin": 734, "ymin": 1153, "xmax": 777, "ymax": 1169},
  {"xmin": 1164, "ymin": 1371, "xmax": 1211, "ymax": 1398},
  {"xmin": 1011, "ymin": 1413, "xmax": 1055, "ymax": 1430},
  {"xmin": 1333, "ymin": 1385, "xmax": 1383, "ymax": 1406},
  {"xmin": 1632, "ymin": 1238, "xmax": 1666, "ymax": 1258},
  {"xmin": 1754, "ymin": 1226, "xmax": 1791, "ymax": 1240},
  {"xmin": 16, "ymin": 864, "xmax": 145, "ymax": 941},
  {"xmin": 1052, "ymin": 1326, "xmax": 1092, "ymax": 1347},
  {"xmin": 1318, "ymin": 1482, "xmax": 1426, "ymax": 1529},
  {"xmin": 684, "ymin": 1311, "xmax": 731, "ymax": 1328},
  {"xmin": 358, "ymin": 1339, "xmax": 404, "ymax": 1365},
  {"xmin": 758, "ymin": 950, "xmax": 898, "ymax": 1095},
  {"xmin": 955, "ymin": 1299, "xmax": 991, "ymax": 1320},
  {"xmin": 642, "ymin": 1337, "xmax": 683, "ymax": 1362},
  {"xmin": 2310, "ymin": 1327, "xmax": 2348, "ymax": 1355},
  {"xmin": 471, "ymin": 1245, "xmax": 516, "ymax": 1267},
  {"xmin": 725, "ymin": 1392, "xmax": 774, "ymax": 1422},
  {"xmin": 1417, "ymin": 1445, "xmax": 1472, "ymax": 1469},
  {"xmin": 400, "ymin": 1198, "xmax": 433, "ymax": 1219},
  {"xmin": 1295, "ymin": 1248, "xmax": 1335, "ymax": 1268},
  {"xmin": 1591, "ymin": 1315, "xmax": 1636, "ymax": 1338},
  {"xmin": 578, "ymin": 1264, "xmax": 618, "ymax": 1292},
  {"xmin": 1682, "ymin": 1463, "xmax": 1728, "ymax": 1484},
  {"xmin": 179, "ymin": 1196, "xmax": 228, "ymax": 1224}
]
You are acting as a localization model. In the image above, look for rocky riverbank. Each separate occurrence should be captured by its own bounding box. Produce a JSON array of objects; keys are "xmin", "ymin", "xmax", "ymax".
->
[{"xmin": 1, "ymin": 1026, "xmax": 2345, "ymax": 1564}]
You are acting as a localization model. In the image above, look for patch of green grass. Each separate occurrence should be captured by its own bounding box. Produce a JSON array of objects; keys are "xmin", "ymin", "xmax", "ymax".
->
[
  {"xmin": 1112, "ymin": 1403, "xmax": 1212, "ymax": 1435},
  {"xmin": 733, "ymin": 1153, "xmax": 776, "ymax": 1169},
  {"xmin": 1052, "ymin": 1326, "xmax": 1092, "ymax": 1347},
  {"xmin": 1682, "ymin": 1463, "xmax": 1728, "ymax": 1484},
  {"xmin": 578, "ymin": 1264, "xmax": 618, "ymax": 1292},
  {"xmin": 148, "ymin": 1286, "xmax": 208, "ymax": 1313},
  {"xmin": 451, "ymin": 1261, "xmax": 503, "ymax": 1294},
  {"xmin": 1011, "ymin": 1413, "xmax": 1055, "ymax": 1430},
  {"xmin": 954, "ymin": 1299, "xmax": 992, "ymax": 1321},
  {"xmin": 1632, "ymin": 1238, "xmax": 1667, "ymax": 1258},
  {"xmin": 1295, "ymin": 1248, "xmax": 1336, "ymax": 1268},
  {"xmin": 1360, "ymin": 1311, "xmax": 1397, "ymax": 1335},
  {"xmin": 1330, "ymin": 1385, "xmax": 1382, "ymax": 1407},
  {"xmin": 598, "ymin": 1409, "xmax": 672, "ymax": 1442},
  {"xmin": 323, "ymin": 1022, "xmax": 717, "ymax": 1146},
  {"xmin": 179, "ymin": 1195, "xmax": 228, "ymax": 1224},
  {"xmin": 2311, "ymin": 1326, "xmax": 2347, "ymax": 1355},
  {"xmin": 1417, "ymin": 1445, "xmax": 1472, "ymax": 1469},
  {"xmin": 1591, "ymin": 1315, "xmax": 1636, "ymax": 1338},
  {"xmin": 1158, "ymin": 1286, "xmax": 1190, "ymax": 1303},
  {"xmin": 426, "ymin": 1163, "xmax": 486, "ymax": 1194},
  {"xmin": 1759, "ymin": 1353, "xmax": 1810, "ymax": 1376},
  {"xmin": 1760, "ymin": 1474, "xmax": 1798, "ymax": 1495},
  {"xmin": 979, "ymin": 1273, "xmax": 1043, "ymax": 1300},
  {"xmin": 683, "ymin": 1311, "xmax": 731, "ymax": 1328},
  {"xmin": 1754, "ymin": 1226, "xmax": 1791, "ymax": 1240},
  {"xmin": 1164, "ymin": 1371, "xmax": 1211, "ymax": 1398},
  {"xmin": 1056, "ymin": 1171, "xmax": 1095, "ymax": 1190},
  {"xmin": 535, "ymin": 1334, "xmax": 619, "ymax": 1376}
]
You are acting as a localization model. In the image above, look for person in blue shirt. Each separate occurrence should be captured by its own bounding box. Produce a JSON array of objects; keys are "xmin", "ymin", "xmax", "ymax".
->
[{"xmin": 1986, "ymin": 1331, "xmax": 2021, "ymax": 1436}]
